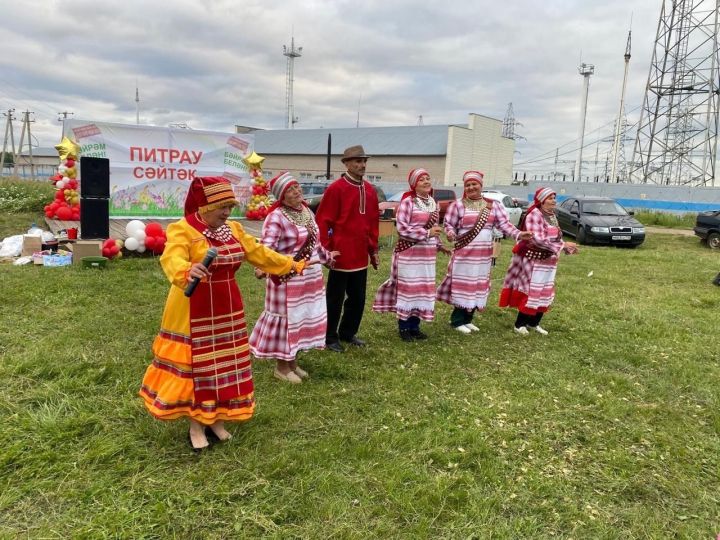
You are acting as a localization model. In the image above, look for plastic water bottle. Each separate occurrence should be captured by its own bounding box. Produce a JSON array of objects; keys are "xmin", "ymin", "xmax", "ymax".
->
[{"xmin": 27, "ymin": 223, "xmax": 43, "ymax": 236}]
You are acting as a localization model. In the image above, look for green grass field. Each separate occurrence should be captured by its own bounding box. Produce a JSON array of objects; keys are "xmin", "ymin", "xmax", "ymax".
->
[{"xmin": 1, "ymin": 182, "xmax": 719, "ymax": 538}]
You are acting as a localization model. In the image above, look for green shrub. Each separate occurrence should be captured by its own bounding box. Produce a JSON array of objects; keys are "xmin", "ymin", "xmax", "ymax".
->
[
  {"xmin": 633, "ymin": 210, "xmax": 695, "ymax": 229},
  {"xmin": 0, "ymin": 177, "xmax": 55, "ymax": 213}
]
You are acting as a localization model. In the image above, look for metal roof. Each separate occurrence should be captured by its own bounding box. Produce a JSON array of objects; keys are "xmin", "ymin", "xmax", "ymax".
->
[
  {"xmin": 18, "ymin": 146, "xmax": 58, "ymax": 157},
  {"xmin": 254, "ymin": 125, "xmax": 452, "ymax": 157}
]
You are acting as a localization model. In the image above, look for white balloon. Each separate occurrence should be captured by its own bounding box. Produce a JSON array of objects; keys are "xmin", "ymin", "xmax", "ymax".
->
[
  {"xmin": 56, "ymin": 180, "xmax": 66, "ymax": 189},
  {"xmin": 57, "ymin": 165, "xmax": 67, "ymax": 174},
  {"xmin": 126, "ymin": 220, "xmax": 145, "ymax": 237},
  {"xmin": 133, "ymin": 229, "xmax": 146, "ymax": 242},
  {"xmin": 137, "ymin": 245, "xmax": 146, "ymax": 253},
  {"xmin": 124, "ymin": 237, "xmax": 139, "ymax": 251}
]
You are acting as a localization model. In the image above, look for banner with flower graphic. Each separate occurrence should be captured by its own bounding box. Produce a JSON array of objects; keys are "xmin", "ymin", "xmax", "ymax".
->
[{"xmin": 62, "ymin": 119, "xmax": 254, "ymax": 218}]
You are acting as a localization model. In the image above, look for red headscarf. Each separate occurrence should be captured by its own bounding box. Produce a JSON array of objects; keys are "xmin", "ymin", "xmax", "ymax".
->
[
  {"xmin": 402, "ymin": 168, "xmax": 431, "ymax": 200},
  {"xmin": 184, "ymin": 176, "xmax": 238, "ymax": 216}
]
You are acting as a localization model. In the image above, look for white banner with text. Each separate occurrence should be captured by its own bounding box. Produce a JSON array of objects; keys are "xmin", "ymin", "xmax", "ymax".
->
[{"xmin": 64, "ymin": 119, "xmax": 254, "ymax": 218}]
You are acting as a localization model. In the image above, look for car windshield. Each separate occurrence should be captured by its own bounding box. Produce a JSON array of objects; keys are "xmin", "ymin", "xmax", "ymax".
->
[
  {"xmin": 582, "ymin": 201, "xmax": 628, "ymax": 216},
  {"xmin": 301, "ymin": 184, "xmax": 325, "ymax": 196}
]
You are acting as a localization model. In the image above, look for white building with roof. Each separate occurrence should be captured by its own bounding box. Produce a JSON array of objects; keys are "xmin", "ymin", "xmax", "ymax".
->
[{"xmin": 241, "ymin": 113, "xmax": 514, "ymax": 187}]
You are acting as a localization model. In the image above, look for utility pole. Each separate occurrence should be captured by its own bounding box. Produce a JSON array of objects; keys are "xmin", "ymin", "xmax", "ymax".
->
[
  {"xmin": 0, "ymin": 109, "xmax": 16, "ymax": 175},
  {"xmin": 574, "ymin": 63, "xmax": 595, "ymax": 182},
  {"xmin": 58, "ymin": 111, "xmax": 74, "ymax": 138},
  {"xmin": 13, "ymin": 111, "xmax": 35, "ymax": 180},
  {"xmin": 135, "ymin": 83, "xmax": 140, "ymax": 125}
]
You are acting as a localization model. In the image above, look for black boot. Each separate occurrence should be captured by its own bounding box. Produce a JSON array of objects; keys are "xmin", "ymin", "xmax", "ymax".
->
[
  {"xmin": 399, "ymin": 329, "xmax": 414, "ymax": 342},
  {"xmin": 409, "ymin": 329, "xmax": 428, "ymax": 340}
]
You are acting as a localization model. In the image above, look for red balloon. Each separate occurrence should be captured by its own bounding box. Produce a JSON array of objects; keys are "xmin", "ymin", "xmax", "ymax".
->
[
  {"xmin": 154, "ymin": 237, "xmax": 166, "ymax": 253},
  {"xmin": 49, "ymin": 202, "xmax": 60, "ymax": 211},
  {"xmin": 65, "ymin": 159, "xmax": 75, "ymax": 168},
  {"xmin": 55, "ymin": 190, "xmax": 65, "ymax": 201},
  {"xmin": 56, "ymin": 206, "xmax": 73, "ymax": 220},
  {"xmin": 102, "ymin": 247, "xmax": 112, "ymax": 257},
  {"xmin": 103, "ymin": 239, "xmax": 115, "ymax": 248},
  {"xmin": 45, "ymin": 210, "xmax": 54, "ymax": 218},
  {"xmin": 110, "ymin": 245, "xmax": 120, "ymax": 256},
  {"xmin": 145, "ymin": 236, "xmax": 157, "ymax": 249},
  {"xmin": 145, "ymin": 223, "xmax": 164, "ymax": 237}
]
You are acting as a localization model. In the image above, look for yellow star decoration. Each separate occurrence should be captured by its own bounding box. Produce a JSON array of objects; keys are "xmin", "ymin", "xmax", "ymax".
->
[
  {"xmin": 242, "ymin": 151, "xmax": 265, "ymax": 171},
  {"xmin": 55, "ymin": 137, "xmax": 80, "ymax": 161}
]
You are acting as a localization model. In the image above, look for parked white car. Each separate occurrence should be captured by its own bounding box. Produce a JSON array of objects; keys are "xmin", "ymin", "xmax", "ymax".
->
[{"xmin": 482, "ymin": 190, "xmax": 523, "ymax": 226}]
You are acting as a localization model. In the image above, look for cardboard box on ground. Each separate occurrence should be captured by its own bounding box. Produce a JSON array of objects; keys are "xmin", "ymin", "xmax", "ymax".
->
[
  {"xmin": 21, "ymin": 235, "xmax": 43, "ymax": 257},
  {"xmin": 68, "ymin": 240, "xmax": 103, "ymax": 265}
]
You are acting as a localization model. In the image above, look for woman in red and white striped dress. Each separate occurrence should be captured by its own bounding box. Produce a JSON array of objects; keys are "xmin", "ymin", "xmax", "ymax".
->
[
  {"xmin": 437, "ymin": 171, "xmax": 532, "ymax": 333},
  {"xmin": 373, "ymin": 168, "xmax": 446, "ymax": 341},
  {"xmin": 250, "ymin": 172, "xmax": 338, "ymax": 384},
  {"xmin": 499, "ymin": 187, "xmax": 578, "ymax": 335}
]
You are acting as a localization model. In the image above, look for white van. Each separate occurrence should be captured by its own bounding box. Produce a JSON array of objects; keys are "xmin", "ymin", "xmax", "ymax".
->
[{"xmin": 482, "ymin": 190, "xmax": 523, "ymax": 226}]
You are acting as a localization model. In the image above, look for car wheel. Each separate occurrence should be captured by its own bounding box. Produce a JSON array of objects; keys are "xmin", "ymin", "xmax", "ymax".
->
[
  {"xmin": 708, "ymin": 232, "xmax": 720, "ymax": 249},
  {"xmin": 577, "ymin": 226, "xmax": 587, "ymax": 245}
]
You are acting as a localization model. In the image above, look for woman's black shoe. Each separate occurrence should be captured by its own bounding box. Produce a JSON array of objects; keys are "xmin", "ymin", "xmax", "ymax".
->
[
  {"xmin": 410, "ymin": 329, "xmax": 428, "ymax": 340},
  {"xmin": 399, "ymin": 329, "xmax": 414, "ymax": 342},
  {"xmin": 205, "ymin": 426, "xmax": 220, "ymax": 442}
]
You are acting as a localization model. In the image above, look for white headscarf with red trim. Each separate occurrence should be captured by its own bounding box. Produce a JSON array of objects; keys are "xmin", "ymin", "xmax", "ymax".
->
[
  {"xmin": 402, "ymin": 168, "xmax": 431, "ymax": 200},
  {"xmin": 462, "ymin": 170, "xmax": 484, "ymax": 199}
]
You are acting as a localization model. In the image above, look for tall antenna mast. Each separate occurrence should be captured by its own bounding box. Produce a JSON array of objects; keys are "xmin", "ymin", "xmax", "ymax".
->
[
  {"xmin": 135, "ymin": 82, "xmax": 140, "ymax": 125},
  {"xmin": 283, "ymin": 36, "xmax": 303, "ymax": 129},
  {"xmin": 610, "ymin": 28, "xmax": 632, "ymax": 182},
  {"xmin": 630, "ymin": 0, "xmax": 720, "ymax": 186},
  {"xmin": 574, "ymin": 62, "xmax": 595, "ymax": 181}
]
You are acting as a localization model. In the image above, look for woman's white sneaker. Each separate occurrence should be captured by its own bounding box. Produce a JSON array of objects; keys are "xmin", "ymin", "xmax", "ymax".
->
[
  {"xmin": 455, "ymin": 325, "xmax": 472, "ymax": 334},
  {"xmin": 532, "ymin": 326, "xmax": 549, "ymax": 335},
  {"xmin": 513, "ymin": 326, "xmax": 529, "ymax": 335},
  {"xmin": 465, "ymin": 323, "xmax": 480, "ymax": 332}
]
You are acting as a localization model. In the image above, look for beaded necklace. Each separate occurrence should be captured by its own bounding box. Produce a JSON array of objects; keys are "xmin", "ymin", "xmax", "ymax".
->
[
  {"xmin": 414, "ymin": 195, "xmax": 436, "ymax": 213},
  {"xmin": 463, "ymin": 197, "xmax": 487, "ymax": 212},
  {"xmin": 280, "ymin": 205, "xmax": 315, "ymax": 229},
  {"xmin": 542, "ymin": 211, "xmax": 559, "ymax": 227},
  {"xmin": 197, "ymin": 213, "xmax": 234, "ymax": 243}
]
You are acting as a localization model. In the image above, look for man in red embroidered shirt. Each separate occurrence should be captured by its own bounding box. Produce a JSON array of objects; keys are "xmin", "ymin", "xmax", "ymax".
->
[{"xmin": 315, "ymin": 145, "xmax": 380, "ymax": 353}]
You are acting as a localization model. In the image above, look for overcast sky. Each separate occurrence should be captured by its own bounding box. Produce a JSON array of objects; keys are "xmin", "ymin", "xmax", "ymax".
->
[{"xmin": 0, "ymin": 0, "xmax": 660, "ymax": 175}]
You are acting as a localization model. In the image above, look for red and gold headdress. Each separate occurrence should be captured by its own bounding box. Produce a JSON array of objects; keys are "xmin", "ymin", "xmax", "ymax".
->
[{"xmin": 184, "ymin": 176, "xmax": 238, "ymax": 216}]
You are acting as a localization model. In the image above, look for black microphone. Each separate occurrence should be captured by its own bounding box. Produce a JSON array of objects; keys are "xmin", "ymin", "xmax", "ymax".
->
[{"xmin": 184, "ymin": 247, "xmax": 218, "ymax": 297}]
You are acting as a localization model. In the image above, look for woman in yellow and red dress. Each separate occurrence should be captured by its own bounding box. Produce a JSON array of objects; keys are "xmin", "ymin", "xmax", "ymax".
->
[{"xmin": 139, "ymin": 176, "xmax": 305, "ymax": 451}]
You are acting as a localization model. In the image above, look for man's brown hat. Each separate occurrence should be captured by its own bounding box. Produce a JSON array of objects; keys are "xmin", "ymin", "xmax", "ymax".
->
[{"xmin": 341, "ymin": 145, "xmax": 371, "ymax": 162}]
